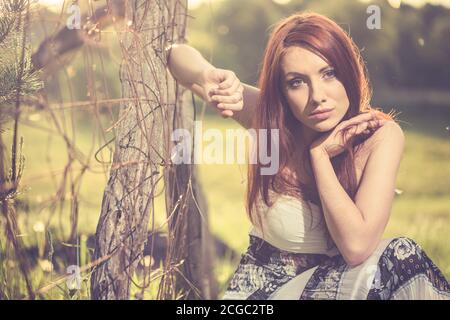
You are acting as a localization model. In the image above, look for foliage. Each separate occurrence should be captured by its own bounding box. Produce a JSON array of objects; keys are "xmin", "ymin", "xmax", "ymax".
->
[
  {"xmin": 0, "ymin": 0, "xmax": 449, "ymax": 299},
  {"xmin": 189, "ymin": 0, "xmax": 450, "ymax": 89}
]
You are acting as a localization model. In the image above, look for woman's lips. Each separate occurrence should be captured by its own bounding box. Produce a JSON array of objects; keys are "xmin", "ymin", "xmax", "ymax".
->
[{"xmin": 308, "ymin": 109, "xmax": 333, "ymax": 121}]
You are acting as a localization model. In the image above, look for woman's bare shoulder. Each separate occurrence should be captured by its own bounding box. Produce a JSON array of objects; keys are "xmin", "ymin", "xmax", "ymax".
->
[
  {"xmin": 363, "ymin": 121, "xmax": 404, "ymax": 152},
  {"xmin": 354, "ymin": 121, "xmax": 404, "ymax": 173}
]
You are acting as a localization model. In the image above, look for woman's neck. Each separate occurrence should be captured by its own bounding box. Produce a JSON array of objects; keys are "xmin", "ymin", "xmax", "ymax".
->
[
  {"xmin": 298, "ymin": 124, "xmax": 320, "ymax": 148},
  {"xmin": 286, "ymin": 123, "xmax": 321, "ymax": 185}
]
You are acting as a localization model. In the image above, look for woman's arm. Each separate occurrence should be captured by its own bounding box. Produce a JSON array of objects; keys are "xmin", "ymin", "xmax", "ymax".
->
[
  {"xmin": 166, "ymin": 43, "xmax": 259, "ymax": 128},
  {"xmin": 166, "ymin": 44, "xmax": 213, "ymax": 90},
  {"xmin": 310, "ymin": 120, "xmax": 405, "ymax": 267}
]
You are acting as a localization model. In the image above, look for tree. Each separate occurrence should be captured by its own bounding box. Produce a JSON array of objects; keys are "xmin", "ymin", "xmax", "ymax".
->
[{"xmin": 89, "ymin": 0, "xmax": 217, "ymax": 300}]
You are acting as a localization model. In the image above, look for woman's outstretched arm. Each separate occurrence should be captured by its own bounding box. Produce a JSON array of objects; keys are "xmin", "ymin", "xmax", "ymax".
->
[{"xmin": 166, "ymin": 43, "xmax": 258, "ymax": 129}]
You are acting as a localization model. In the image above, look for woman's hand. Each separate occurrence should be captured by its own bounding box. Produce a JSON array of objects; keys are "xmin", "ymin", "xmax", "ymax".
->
[
  {"xmin": 309, "ymin": 111, "xmax": 388, "ymax": 158},
  {"xmin": 198, "ymin": 68, "xmax": 244, "ymax": 118}
]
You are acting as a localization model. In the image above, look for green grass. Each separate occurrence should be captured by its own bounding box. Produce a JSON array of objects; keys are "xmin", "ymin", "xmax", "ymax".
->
[{"xmin": 0, "ymin": 108, "xmax": 449, "ymax": 299}]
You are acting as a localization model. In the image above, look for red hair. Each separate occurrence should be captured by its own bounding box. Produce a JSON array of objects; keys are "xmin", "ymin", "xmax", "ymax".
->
[{"xmin": 247, "ymin": 12, "xmax": 395, "ymax": 236}]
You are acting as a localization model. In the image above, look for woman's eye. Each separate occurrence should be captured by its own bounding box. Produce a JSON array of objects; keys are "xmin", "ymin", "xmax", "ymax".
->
[
  {"xmin": 288, "ymin": 79, "xmax": 306, "ymax": 88},
  {"xmin": 323, "ymin": 69, "xmax": 336, "ymax": 79}
]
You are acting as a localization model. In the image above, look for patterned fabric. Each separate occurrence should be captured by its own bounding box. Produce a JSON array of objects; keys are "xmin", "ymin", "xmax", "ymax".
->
[
  {"xmin": 367, "ymin": 237, "xmax": 450, "ymax": 300},
  {"xmin": 224, "ymin": 234, "xmax": 330, "ymax": 300},
  {"xmin": 222, "ymin": 235, "xmax": 450, "ymax": 300},
  {"xmin": 299, "ymin": 254, "xmax": 348, "ymax": 299}
]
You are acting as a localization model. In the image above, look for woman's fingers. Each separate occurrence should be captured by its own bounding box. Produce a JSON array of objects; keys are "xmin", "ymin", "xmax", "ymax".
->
[
  {"xmin": 343, "ymin": 111, "xmax": 379, "ymax": 127},
  {"xmin": 367, "ymin": 119, "xmax": 387, "ymax": 129},
  {"xmin": 341, "ymin": 118, "xmax": 384, "ymax": 140},
  {"xmin": 211, "ymin": 83, "xmax": 244, "ymax": 111},
  {"xmin": 220, "ymin": 109, "xmax": 234, "ymax": 118},
  {"xmin": 217, "ymin": 70, "xmax": 237, "ymax": 90},
  {"xmin": 348, "ymin": 119, "xmax": 387, "ymax": 136},
  {"xmin": 216, "ymin": 100, "xmax": 244, "ymax": 111},
  {"xmin": 204, "ymin": 68, "xmax": 244, "ymax": 116},
  {"xmin": 211, "ymin": 90, "xmax": 242, "ymax": 105},
  {"xmin": 213, "ymin": 78, "xmax": 241, "ymax": 96},
  {"xmin": 356, "ymin": 111, "xmax": 377, "ymax": 123},
  {"xmin": 210, "ymin": 80, "xmax": 240, "ymax": 101}
]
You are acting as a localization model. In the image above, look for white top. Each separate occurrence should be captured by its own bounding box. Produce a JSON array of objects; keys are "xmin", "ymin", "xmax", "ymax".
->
[{"xmin": 249, "ymin": 190, "xmax": 340, "ymax": 257}]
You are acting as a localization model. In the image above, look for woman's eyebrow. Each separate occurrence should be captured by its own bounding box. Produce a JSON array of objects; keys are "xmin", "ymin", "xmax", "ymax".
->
[{"xmin": 285, "ymin": 65, "xmax": 332, "ymax": 78}]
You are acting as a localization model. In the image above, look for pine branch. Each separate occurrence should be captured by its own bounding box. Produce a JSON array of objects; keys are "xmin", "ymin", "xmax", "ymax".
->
[
  {"xmin": 0, "ymin": 0, "xmax": 43, "ymax": 116},
  {"xmin": 0, "ymin": 12, "xmax": 16, "ymax": 44},
  {"xmin": 2, "ymin": 0, "xmax": 27, "ymax": 13},
  {"xmin": 0, "ymin": 47, "xmax": 43, "ymax": 104}
]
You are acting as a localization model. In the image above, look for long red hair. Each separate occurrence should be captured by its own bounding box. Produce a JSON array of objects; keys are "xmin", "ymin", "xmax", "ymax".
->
[{"xmin": 247, "ymin": 12, "xmax": 395, "ymax": 234}]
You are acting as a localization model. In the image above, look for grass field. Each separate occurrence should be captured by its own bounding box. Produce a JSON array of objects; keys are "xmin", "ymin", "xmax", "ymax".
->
[{"xmin": 0, "ymin": 107, "xmax": 449, "ymax": 299}]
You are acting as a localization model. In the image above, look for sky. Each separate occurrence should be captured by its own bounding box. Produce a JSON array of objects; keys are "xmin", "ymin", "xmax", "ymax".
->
[{"xmin": 38, "ymin": 0, "xmax": 450, "ymax": 10}]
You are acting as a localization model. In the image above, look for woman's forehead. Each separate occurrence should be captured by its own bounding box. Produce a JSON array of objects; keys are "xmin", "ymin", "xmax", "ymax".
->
[{"xmin": 281, "ymin": 46, "xmax": 330, "ymax": 77}]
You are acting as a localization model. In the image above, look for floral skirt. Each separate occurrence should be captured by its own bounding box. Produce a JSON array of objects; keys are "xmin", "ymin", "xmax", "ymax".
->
[{"xmin": 222, "ymin": 235, "xmax": 450, "ymax": 300}]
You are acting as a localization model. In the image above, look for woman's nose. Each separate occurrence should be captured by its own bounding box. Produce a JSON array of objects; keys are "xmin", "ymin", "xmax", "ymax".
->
[{"xmin": 309, "ymin": 79, "xmax": 327, "ymax": 104}]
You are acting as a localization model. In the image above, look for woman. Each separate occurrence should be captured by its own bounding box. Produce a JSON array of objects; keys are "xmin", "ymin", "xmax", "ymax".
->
[{"xmin": 167, "ymin": 12, "xmax": 450, "ymax": 300}]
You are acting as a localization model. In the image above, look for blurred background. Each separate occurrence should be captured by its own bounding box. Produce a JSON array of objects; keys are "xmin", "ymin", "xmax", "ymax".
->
[{"xmin": 0, "ymin": 0, "xmax": 449, "ymax": 299}]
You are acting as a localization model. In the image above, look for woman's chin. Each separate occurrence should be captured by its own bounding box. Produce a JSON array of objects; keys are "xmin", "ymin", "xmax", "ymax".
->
[{"xmin": 310, "ymin": 119, "xmax": 337, "ymax": 132}]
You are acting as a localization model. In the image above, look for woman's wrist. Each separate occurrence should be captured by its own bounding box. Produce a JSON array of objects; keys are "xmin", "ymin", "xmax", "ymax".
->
[
  {"xmin": 310, "ymin": 146, "xmax": 329, "ymax": 160},
  {"xmin": 192, "ymin": 68, "xmax": 207, "ymax": 87},
  {"xmin": 194, "ymin": 66, "xmax": 216, "ymax": 88}
]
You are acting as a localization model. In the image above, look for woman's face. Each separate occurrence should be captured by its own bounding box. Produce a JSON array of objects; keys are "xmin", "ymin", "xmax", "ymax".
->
[{"xmin": 281, "ymin": 46, "xmax": 350, "ymax": 133}]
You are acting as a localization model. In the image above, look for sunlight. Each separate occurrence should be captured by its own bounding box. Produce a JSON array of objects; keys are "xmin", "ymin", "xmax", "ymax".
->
[
  {"xmin": 38, "ymin": 0, "xmax": 63, "ymax": 6},
  {"xmin": 360, "ymin": 0, "xmax": 450, "ymax": 8},
  {"xmin": 38, "ymin": 0, "xmax": 208, "ymax": 9},
  {"xmin": 38, "ymin": 0, "xmax": 450, "ymax": 11}
]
